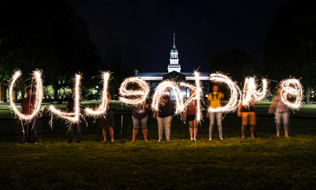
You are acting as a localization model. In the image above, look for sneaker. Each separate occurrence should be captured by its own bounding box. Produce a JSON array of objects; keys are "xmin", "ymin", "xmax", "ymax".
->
[
  {"xmin": 24, "ymin": 142, "xmax": 29, "ymax": 144},
  {"xmin": 209, "ymin": 138, "xmax": 212, "ymax": 141},
  {"xmin": 76, "ymin": 140, "xmax": 80, "ymax": 143},
  {"xmin": 158, "ymin": 139, "xmax": 162, "ymax": 142},
  {"xmin": 68, "ymin": 140, "xmax": 72, "ymax": 143},
  {"xmin": 34, "ymin": 142, "xmax": 38, "ymax": 144},
  {"xmin": 166, "ymin": 139, "xmax": 170, "ymax": 142},
  {"xmin": 194, "ymin": 137, "xmax": 197, "ymax": 141},
  {"xmin": 190, "ymin": 137, "xmax": 193, "ymax": 141},
  {"xmin": 220, "ymin": 138, "xmax": 223, "ymax": 140}
]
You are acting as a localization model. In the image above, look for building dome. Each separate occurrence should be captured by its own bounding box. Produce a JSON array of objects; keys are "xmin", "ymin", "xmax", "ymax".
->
[
  {"xmin": 170, "ymin": 49, "xmax": 178, "ymax": 53},
  {"xmin": 168, "ymin": 33, "xmax": 181, "ymax": 72}
]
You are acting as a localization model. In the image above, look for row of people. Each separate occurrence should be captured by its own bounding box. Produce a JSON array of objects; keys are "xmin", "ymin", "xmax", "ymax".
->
[
  {"xmin": 128, "ymin": 84, "xmax": 290, "ymax": 143},
  {"xmin": 19, "ymin": 85, "xmax": 290, "ymax": 144}
]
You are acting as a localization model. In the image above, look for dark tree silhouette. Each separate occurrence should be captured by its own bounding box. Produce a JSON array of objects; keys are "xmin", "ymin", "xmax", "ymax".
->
[
  {"xmin": 210, "ymin": 50, "xmax": 259, "ymax": 86},
  {"xmin": 263, "ymin": 0, "xmax": 316, "ymax": 104},
  {"xmin": 0, "ymin": 0, "xmax": 103, "ymax": 100}
]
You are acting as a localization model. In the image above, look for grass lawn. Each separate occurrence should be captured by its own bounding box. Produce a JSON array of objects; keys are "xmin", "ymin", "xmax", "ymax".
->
[{"xmin": 0, "ymin": 101, "xmax": 316, "ymax": 189}]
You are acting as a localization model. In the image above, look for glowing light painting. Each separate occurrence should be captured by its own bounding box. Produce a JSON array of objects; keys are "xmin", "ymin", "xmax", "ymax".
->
[
  {"xmin": 242, "ymin": 77, "xmax": 268, "ymax": 106},
  {"xmin": 208, "ymin": 73, "xmax": 241, "ymax": 112},
  {"xmin": 180, "ymin": 71, "xmax": 203, "ymax": 122},
  {"xmin": 280, "ymin": 78, "xmax": 302, "ymax": 109},
  {"xmin": 85, "ymin": 72, "xmax": 110, "ymax": 116},
  {"xmin": 49, "ymin": 74, "xmax": 81, "ymax": 123},
  {"xmin": 9, "ymin": 70, "xmax": 43, "ymax": 122},
  {"xmin": 151, "ymin": 80, "xmax": 184, "ymax": 115},
  {"xmin": 119, "ymin": 77, "xmax": 150, "ymax": 105}
]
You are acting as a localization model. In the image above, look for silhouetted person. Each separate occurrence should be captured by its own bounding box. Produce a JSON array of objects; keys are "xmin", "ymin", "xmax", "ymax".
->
[
  {"xmin": 66, "ymin": 87, "xmax": 81, "ymax": 143},
  {"xmin": 18, "ymin": 87, "xmax": 38, "ymax": 144}
]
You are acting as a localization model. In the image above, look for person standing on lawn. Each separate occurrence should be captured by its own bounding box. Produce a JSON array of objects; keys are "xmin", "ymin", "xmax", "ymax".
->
[
  {"xmin": 206, "ymin": 84, "xmax": 224, "ymax": 141},
  {"xmin": 66, "ymin": 87, "xmax": 81, "ymax": 143},
  {"xmin": 99, "ymin": 89, "xmax": 115, "ymax": 142},
  {"xmin": 184, "ymin": 88, "xmax": 198, "ymax": 141},
  {"xmin": 130, "ymin": 89, "xmax": 150, "ymax": 143},
  {"xmin": 18, "ymin": 87, "xmax": 38, "ymax": 144},
  {"xmin": 237, "ymin": 85, "xmax": 256, "ymax": 139},
  {"xmin": 153, "ymin": 88, "xmax": 173, "ymax": 142},
  {"xmin": 268, "ymin": 86, "xmax": 290, "ymax": 137}
]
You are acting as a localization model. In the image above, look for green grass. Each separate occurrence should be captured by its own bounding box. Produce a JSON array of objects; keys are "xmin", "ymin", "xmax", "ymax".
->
[{"xmin": 0, "ymin": 101, "xmax": 316, "ymax": 189}]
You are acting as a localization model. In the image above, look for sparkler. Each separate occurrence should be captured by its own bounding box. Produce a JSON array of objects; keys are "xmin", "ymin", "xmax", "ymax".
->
[
  {"xmin": 242, "ymin": 77, "xmax": 268, "ymax": 106},
  {"xmin": 180, "ymin": 71, "xmax": 203, "ymax": 122},
  {"xmin": 280, "ymin": 78, "xmax": 302, "ymax": 109},
  {"xmin": 49, "ymin": 74, "xmax": 81, "ymax": 123},
  {"xmin": 9, "ymin": 70, "xmax": 43, "ymax": 122},
  {"xmin": 85, "ymin": 72, "xmax": 110, "ymax": 116},
  {"xmin": 119, "ymin": 77, "xmax": 150, "ymax": 105},
  {"xmin": 208, "ymin": 73, "xmax": 241, "ymax": 112},
  {"xmin": 151, "ymin": 80, "xmax": 184, "ymax": 115}
]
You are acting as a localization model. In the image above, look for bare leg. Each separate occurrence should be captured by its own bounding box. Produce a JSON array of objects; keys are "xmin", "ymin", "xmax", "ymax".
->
[
  {"xmin": 189, "ymin": 121, "xmax": 194, "ymax": 138},
  {"xmin": 285, "ymin": 130, "xmax": 289, "ymax": 137},
  {"xmin": 250, "ymin": 125, "xmax": 255, "ymax": 138},
  {"xmin": 241, "ymin": 125, "xmax": 246, "ymax": 139},
  {"xmin": 276, "ymin": 130, "xmax": 280, "ymax": 137},
  {"xmin": 109, "ymin": 127, "xmax": 114, "ymax": 142},
  {"xmin": 142, "ymin": 128, "xmax": 149, "ymax": 141},
  {"xmin": 130, "ymin": 129, "xmax": 138, "ymax": 143},
  {"xmin": 102, "ymin": 128, "xmax": 107, "ymax": 141},
  {"xmin": 194, "ymin": 120, "xmax": 198, "ymax": 138}
]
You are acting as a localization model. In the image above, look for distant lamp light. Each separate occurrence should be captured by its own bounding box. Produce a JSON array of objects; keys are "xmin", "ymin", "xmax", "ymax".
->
[{"xmin": 96, "ymin": 85, "xmax": 99, "ymax": 89}]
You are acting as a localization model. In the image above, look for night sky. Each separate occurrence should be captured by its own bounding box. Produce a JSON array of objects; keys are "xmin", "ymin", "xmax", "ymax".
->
[{"xmin": 70, "ymin": 0, "xmax": 290, "ymax": 73}]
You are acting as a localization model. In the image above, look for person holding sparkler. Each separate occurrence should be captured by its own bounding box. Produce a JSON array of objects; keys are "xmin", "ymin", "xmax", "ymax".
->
[
  {"xmin": 268, "ymin": 86, "xmax": 290, "ymax": 137},
  {"xmin": 206, "ymin": 84, "xmax": 224, "ymax": 141},
  {"xmin": 153, "ymin": 88, "xmax": 173, "ymax": 142},
  {"xmin": 130, "ymin": 88, "xmax": 150, "ymax": 143},
  {"xmin": 18, "ymin": 87, "xmax": 38, "ymax": 144},
  {"xmin": 184, "ymin": 88, "xmax": 198, "ymax": 141},
  {"xmin": 67, "ymin": 87, "xmax": 82, "ymax": 143},
  {"xmin": 98, "ymin": 89, "xmax": 115, "ymax": 142},
  {"xmin": 237, "ymin": 85, "xmax": 256, "ymax": 139}
]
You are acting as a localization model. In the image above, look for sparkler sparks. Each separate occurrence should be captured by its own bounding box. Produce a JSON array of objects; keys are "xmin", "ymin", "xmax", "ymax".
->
[
  {"xmin": 151, "ymin": 80, "xmax": 184, "ymax": 115},
  {"xmin": 242, "ymin": 77, "xmax": 268, "ymax": 106},
  {"xmin": 208, "ymin": 73, "xmax": 241, "ymax": 112},
  {"xmin": 85, "ymin": 72, "xmax": 110, "ymax": 116},
  {"xmin": 180, "ymin": 71, "xmax": 203, "ymax": 122},
  {"xmin": 119, "ymin": 77, "xmax": 150, "ymax": 105},
  {"xmin": 49, "ymin": 74, "xmax": 81, "ymax": 123},
  {"xmin": 280, "ymin": 78, "xmax": 302, "ymax": 109},
  {"xmin": 9, "ymin": 70, "xmax": 43, "ymax": 122}
]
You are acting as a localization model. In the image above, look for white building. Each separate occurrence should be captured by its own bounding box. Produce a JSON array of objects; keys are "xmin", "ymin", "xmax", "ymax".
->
[{"xmin": 136, "ymin": 33, "xmax": 210, "ymax": 99}]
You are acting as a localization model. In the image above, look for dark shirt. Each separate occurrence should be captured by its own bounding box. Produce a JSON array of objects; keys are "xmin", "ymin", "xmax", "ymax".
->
[
  {"xmin": 21, "ymin": 96, "xmax": 36, "ymax": 115},
  {"xmin": 132, "ymin": 100, "xmax": 149, "ymax": 119},
  {"xmin": 241, "ymin": 102, "xmax": 256, "ymax": 112},
  {"xmin": 67, "ymin": 97, "xmax": 74, "ymax": 113},
  {"xmin": 158, "ymin": 95, "xmax": 173, "ymax": 118}
]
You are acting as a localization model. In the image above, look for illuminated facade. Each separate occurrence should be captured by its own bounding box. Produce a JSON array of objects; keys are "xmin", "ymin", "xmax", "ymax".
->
[
  {"xmin": 168, "ymin": 33, "xmax": 181, "ymax": 72},
  {"xmin": 137, "ymin": 33, "xmax": 210, "ymax": 99}
]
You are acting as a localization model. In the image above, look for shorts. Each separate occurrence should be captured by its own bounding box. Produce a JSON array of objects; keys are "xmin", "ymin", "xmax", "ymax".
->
[
  {"xmin": 187, "ymin": 114, "xmax": 196, "ymax": 121},
  {"xmin": 132, "ymin": 116, "xmax": 148, "ymax": 129},
  {"xmin": 241, "ymin": 112, "xmax": 256, "ymax": 125}
]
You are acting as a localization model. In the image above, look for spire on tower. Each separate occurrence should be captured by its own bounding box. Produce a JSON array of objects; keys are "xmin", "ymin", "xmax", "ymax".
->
[{"xmin": 173, "ymin": 33, "xmax": 176, "ymax": 49}]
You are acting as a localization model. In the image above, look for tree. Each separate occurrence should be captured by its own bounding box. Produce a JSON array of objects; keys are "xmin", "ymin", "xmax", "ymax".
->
[
  {"xmin": 108, "ymin": 62, "xmax": 133, "ymax": 100},
  {"xmin": 210, "ymin": 50, "xmax": 259, "ymax": 86},
  {"xmin": 0, "ymin": 0, "xmax": 103, "ymax": 100},
  {"xmin": 262, "ymin": 0, "xmax": 316, "ymax": 104}
]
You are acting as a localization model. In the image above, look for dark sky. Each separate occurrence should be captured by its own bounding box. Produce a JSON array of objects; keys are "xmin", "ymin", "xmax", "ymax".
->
[{"xmin": 70, "ymin": 0, "xmax": 290, "ymax": 73}]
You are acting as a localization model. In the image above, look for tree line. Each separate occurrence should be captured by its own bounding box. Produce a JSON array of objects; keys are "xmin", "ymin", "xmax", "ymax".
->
[{"xmin": 0, "ymin": 0, "xmax": 315, "ymax": 103}]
